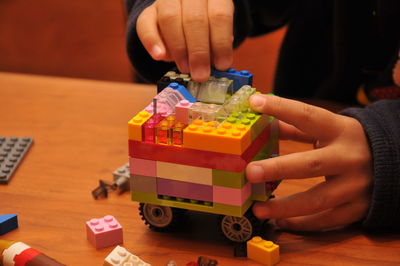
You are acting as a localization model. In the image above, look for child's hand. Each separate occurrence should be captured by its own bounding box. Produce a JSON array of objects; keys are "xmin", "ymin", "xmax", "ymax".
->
[
  {"xmin": 246, "ymin": 94, "xmax": 373, "ymax": 231},
  {"xmin": 136, "ymin": 0, "xmax": 234, "ymax": 82}
]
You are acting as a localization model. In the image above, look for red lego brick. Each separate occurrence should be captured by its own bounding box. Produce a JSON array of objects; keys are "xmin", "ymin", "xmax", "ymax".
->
[{"xmin": 129, "ymin": 123, "xmax": 272, "ymax": 173}]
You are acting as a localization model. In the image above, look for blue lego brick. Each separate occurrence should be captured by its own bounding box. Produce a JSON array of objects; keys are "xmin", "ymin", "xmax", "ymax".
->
[
  {"xmin": 0, "ymin": 137, "xmax": 33, "ymax": 184},
  {"xmin": 168, "ymin": 82, "xmax": 196, "ymax": 103},
  {"xmin": 211, "ymin": 68, "xmax": 253, "ymax": 92},
  {"xmin": 0, "ymin": 214, "xmax": 18, "ymax": 235}
]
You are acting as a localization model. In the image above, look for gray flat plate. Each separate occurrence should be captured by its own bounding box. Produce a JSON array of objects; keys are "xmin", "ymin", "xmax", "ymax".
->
[{"xmin": 0, "ymin": 137, "xmax": 33, "ymax": 184}]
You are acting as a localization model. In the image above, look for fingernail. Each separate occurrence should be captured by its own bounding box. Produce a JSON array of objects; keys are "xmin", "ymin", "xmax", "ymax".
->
[
  {"xmin": 250, "ymin": 94, "xmax": 265, "ymax": 111},
  {"xmin": 150, "ymin": 45, "xmax": 163, "ymax": 60},
  {"xmin": 247, "ymin": 164, "xmax": 265, "ymax": 183}
]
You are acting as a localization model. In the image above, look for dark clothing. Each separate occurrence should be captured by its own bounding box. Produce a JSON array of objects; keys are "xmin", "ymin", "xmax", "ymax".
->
[{"xmin": 125, "ymin": 0, "xmax": 400, "ymax": 230}]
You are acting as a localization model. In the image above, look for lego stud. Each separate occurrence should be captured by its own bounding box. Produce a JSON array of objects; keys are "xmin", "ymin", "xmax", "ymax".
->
[
  {"xmin": 221, "ymin": 122, "xmax": 232, "ymax": 129},
  {"xmin": 217, "ymin": 128, "xmax": 227, "ymax": 135},
  {"xmin": 236, "ymin": 125, "xmax": 247, "ymax": 131},
  {"xmin": 241, "ymin": 119, "xmax": 251, "ymax": 125},
  {"xmin": 188, "ymin": 125, "xmax": 198, "ymax": 131},
  {"xmin": 104, "ymin": 215, "xmax": 115, "ymax": 223},
  {"xmin": 169, "ymin": 82, "xmax": 179, "ymax": 89},
  {"xmin": 246, "ymin": 113, "xmax": 256, "ymax": 120},
  {"xmin": 202, "ymin": 127, "xmax": 212, "ymax": 133},
  {"xmin": 228, "ymin": 68, "xmax": 237, "ymax": 73},
  {"xmin": 94, "ymin": 224, "xmax": 104, "ymax": 232},
  {"xmin": 90, "ymin": 218, "xmax": 99, "ymax": 226},
  {"xmin": 263, "ymin": 241, "xmax": 274, "ymax": 248},
  {"xmin": 251, "ymin": 236, "xmax": 263, "ymax": 243},
  {"xmin": 193, "ymin": 119, "xmax": 203, "ymax": 126},
  {"xmin": 227, "ymin": 117, "xmax": 236, "ymax": 124},
  {"xmin": 231, "ymin": 130, "xmax": 241, "ymax": 137},
  {"xmin": 240, "ymin": 70, "xmax": 250, "ymax": 75},
  {"xmin": 133, "ymin": 117, "xmax": 143, "ymax": 123},
  {"xmin": 179, "ymin": 100, "xmax": 190, "ymax": 106},
  {"xmin": 139, "ymin": 111, "xmax": 150, "ymax": 118}
]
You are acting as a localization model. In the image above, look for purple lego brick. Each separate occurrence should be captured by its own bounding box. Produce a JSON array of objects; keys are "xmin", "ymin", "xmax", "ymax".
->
[{"xmin": 157, "ymin": 178, "xmax": 213, "ymax": 202}]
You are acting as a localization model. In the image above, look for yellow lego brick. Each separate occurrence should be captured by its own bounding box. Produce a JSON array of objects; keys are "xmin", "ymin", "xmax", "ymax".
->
[
  {"xmin": 183, "ymin": 122, "xmax": 251, "ymax": 155},
  {"xmin": 128, "ymin": 111, "xmax": 152, "ymax": 141},
  {"xmin": 247, "ymin": 236, "xmax": 280, "ymax": 266}
]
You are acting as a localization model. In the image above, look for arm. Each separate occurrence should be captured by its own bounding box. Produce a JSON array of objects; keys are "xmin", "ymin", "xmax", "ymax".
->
[
  {"xmin": 125, "ymin": 0, "xmax": 296, "ymax": 83},
  {"xmin": 341, "ymin": 100, "xmax": 400, "ymax": 230}
]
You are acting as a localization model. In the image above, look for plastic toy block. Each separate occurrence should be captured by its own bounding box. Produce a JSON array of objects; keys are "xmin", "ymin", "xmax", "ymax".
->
[
  {"xmin": 129, "ymin": 140, "xmax": 247, "ymax": 172},
  {"xmin": 156, "ymin": 161, "xmax": 212, "ymax": 185},
  {"xmin": 197, "ymin": 256, "xmax": 218, "ymax": 266},
  {"xmin": 128, "ymin": 111, "xmax": 152, "ymax": 141},
  {"xmin": 251, "ymin": 183, "xmax": 269, "ymax": 202},
  {"xmin": 129, "ymin": 157, "xmax": 157, "ymax": 177},
  {"xmin": 183, "ymin": 123, "xmax": 251, "ymax": 155},
  {"xmin": 0, "ymin": 137, "xmax": 33, "ymax": 184},
  {"xmin": 157, "ymin": 70, "xmax": 191, "ymax": 93},
  {"xmin": 196, "ymin": 77, "xmax": 233, "ymax": 104},
  {"xmin": 130, "ymin": 174, "xmax": 157, "ymax": 193},
  {"xmin": 212, "ymin": 169, "xmax": 246, "ymax": 189},
  {"xmin": 144, "ymin": 100, "xmax": 172, "ymax": 116},
  {"xmin": 157, "ymin": 178, "xmax": 213, "ymax": 202},
  {"xmin": 86, "ymin": 215, "xmax": 123, "ymax": 249},
  {"xmin": 0, "ymin": 214, "xmax": 18, "ymax": 235},
  {"xmin": 213, "ymin": 182, "xmax": 252, "ymax": 206},
  {"xmin": 247, "ymin": 236, "xmax": 279, "ymax": 266},
  {"xmin": 212, "ymin": 68, "xmax": 253, "ymax": 92},
  {"xmin": 168, "ymin": 82, "xmax": 196, "ymax": 103},
  {"xmin": 175, "ymin": 100, "xmax": 193, "ymax": 124},
  {"xmin": 103, "ymin": 245, "xmax": 150, "ymax": 266},
  {"xmin": 131, "ymin": 191, "xmax": 252, "ymax": 217},
  {"xmin": 129, "ymin": 123, "xmax": 273, "ymax": 173},
  {"xmin": 112, "ymin": 163, "xmax": 129, "ymax": 182}
]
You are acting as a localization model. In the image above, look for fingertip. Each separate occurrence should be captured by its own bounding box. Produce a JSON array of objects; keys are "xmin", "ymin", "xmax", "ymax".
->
[
  {"xmin": 253, "ymin": 202, "xmax": 271, "ymax": 219},
  {"xmin": 246, "ymin": 163, "xmax": 265, "ymax": 183},
  {"xmin": 249, "ymin": 94, "xmax": 266, "ymax": 112},
  {"xmin": 190, "ymin": 66, "xmax": 210, "ymax": 82},
  {"xmin": 150, "ymin": 45, "xmax": 165, "ymax": 61},
  {"xmin": 213, "ymin": 55, "xmax": 233, "ymax": 71}
]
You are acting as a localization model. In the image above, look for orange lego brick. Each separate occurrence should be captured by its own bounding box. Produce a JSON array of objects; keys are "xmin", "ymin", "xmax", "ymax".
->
[
  {"xmin": 247, "ymin": 236, "xmax": 280, "ymax": 266},
  {"xmin": 128, "ymin": 111, "xmax": 152, "ymax": 141},
  {"xmin": 183, "ymin": 122, "xmax": 251, "ymax": 155}
]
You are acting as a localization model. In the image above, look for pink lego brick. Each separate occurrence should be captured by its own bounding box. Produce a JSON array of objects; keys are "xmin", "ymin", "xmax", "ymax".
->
[
  {"xmin": 213, "ymin": 182, "xmax": 252, "ymax": 206},
  {"xmin": 157, "ymin": 178, "xmax": 213, "ymax": 202},
  {"xmin": 129, "ymin": 157, "xmax": 157, "ymax": 177},
  {"xmin": 175, "ymin": 100, "xmax": 193, "ymax": 124},
  {"xmin": 86, "ymin": 215, "xmax": 123, "ymax": 249}
]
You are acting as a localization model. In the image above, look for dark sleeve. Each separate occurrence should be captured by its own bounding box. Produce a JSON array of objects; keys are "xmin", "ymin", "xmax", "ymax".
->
[
  {"xmin": 340, "ymin": 100, "xmax": 400, "ymax": 230},
  {"xmin": 125, "ymin": 0, "xmax": 296, "ymax": 83}
]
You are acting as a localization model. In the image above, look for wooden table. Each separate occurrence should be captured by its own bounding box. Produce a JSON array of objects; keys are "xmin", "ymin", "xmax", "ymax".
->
[{"xmin": 0, "ymin": 72, "xmax": 399, "ymax": 265}]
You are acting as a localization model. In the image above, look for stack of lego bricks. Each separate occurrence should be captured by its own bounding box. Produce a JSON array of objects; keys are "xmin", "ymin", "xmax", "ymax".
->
[{"xmin": 128, "ymin": 69, "xmax": 279, "ymax": 217}]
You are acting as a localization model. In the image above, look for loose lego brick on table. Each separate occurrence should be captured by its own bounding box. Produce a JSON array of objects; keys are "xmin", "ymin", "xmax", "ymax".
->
[
  {"xmin": 182, "ymin": 122, "xmax": 251, "ymax": 155},
  {"xmin": 129, "ymin": 157, "xmax": 157, "ymax": 177},
  {"xmin": 131, "ymin": 190, "xmax": 252, "ymax": 217},
  {"xmin": 157, "ymin": 178, "xmax": 213, "ymax": 202},
  {"xmin": 0, "ymin": 137, "xmax": 33, "ymax": 184},
  {"xmin": 213, "ymin": 182, "xmax": 252, "ymax": 206},
  {"xmin": 128, "ymin": 111, "xmax": 152, "ymax": 141},
  {"xmin": 247, "ymin": 236, "xmax": 279, "ymax": 266},
  {"xmin": 86, "ymin": 215, "xmax": 123, "ymax": 249},
  {"xmin": 156, "ymin": 161, "xmax": 212, "ymax": 185},
  {"xmin": 103, "ymin": 245, "xmax": 150, "ymax": 266},
  {"xmin": 0, "ymin": 214, "xmax": 18, "ymax": 236},
  {"xmin": 130, "ymin": 174, "xmax": 157, "ymax": 194}
]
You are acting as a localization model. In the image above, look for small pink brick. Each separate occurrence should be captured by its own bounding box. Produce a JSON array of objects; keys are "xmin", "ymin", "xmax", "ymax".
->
[
  {"xmin": 213, "ymin": 182, "xmax": 252, "ymax": 206},
  {"xmin": 175, "ymin": 100, "xmax": 193, "ymax": 124},
  {"xmin": 86, "ymin": 215, "xmax": 123, "ymax": 249},
  {"xmin": 129, "ymin": 157, "xmax": 157, "ymax": 177}
]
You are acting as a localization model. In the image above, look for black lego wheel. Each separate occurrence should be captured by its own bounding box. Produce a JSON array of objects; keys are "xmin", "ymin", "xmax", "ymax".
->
[{"xmin": 139, "ymin": 203, "xmax": 184, "ymax": 232}]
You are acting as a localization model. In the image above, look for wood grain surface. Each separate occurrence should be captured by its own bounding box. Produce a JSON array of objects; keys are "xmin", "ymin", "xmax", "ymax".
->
[{"xmin": 0, "ymin": 72, "xmax": 399, "ymax": 265}]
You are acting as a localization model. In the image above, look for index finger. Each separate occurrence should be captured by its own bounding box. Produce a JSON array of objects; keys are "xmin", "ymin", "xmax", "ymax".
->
[{"xmin": 249, "ymin": 94, "xmax": 341, "ymax": 140}]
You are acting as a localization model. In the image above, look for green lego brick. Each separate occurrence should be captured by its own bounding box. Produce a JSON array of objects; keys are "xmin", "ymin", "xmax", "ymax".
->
[
  {"xmin": 132, "ymin": 191, "xmax": 253, "ymax": 217},
  {"xmin": 250, "ymin": 114, "xmax": 271, "ymax": 141},
  {"xmin": 251, "ymin": 188, "xmax": 272, "ymax": 202},
  {"xmin": 212, "ymin": 169, "xmax": 247, "ymax": 189}
]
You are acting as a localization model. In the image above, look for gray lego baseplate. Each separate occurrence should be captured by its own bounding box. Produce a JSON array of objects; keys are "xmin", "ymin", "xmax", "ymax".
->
[{"xmin": 0, "ymin": 137, "xmax": 33, "ymax": 184}]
